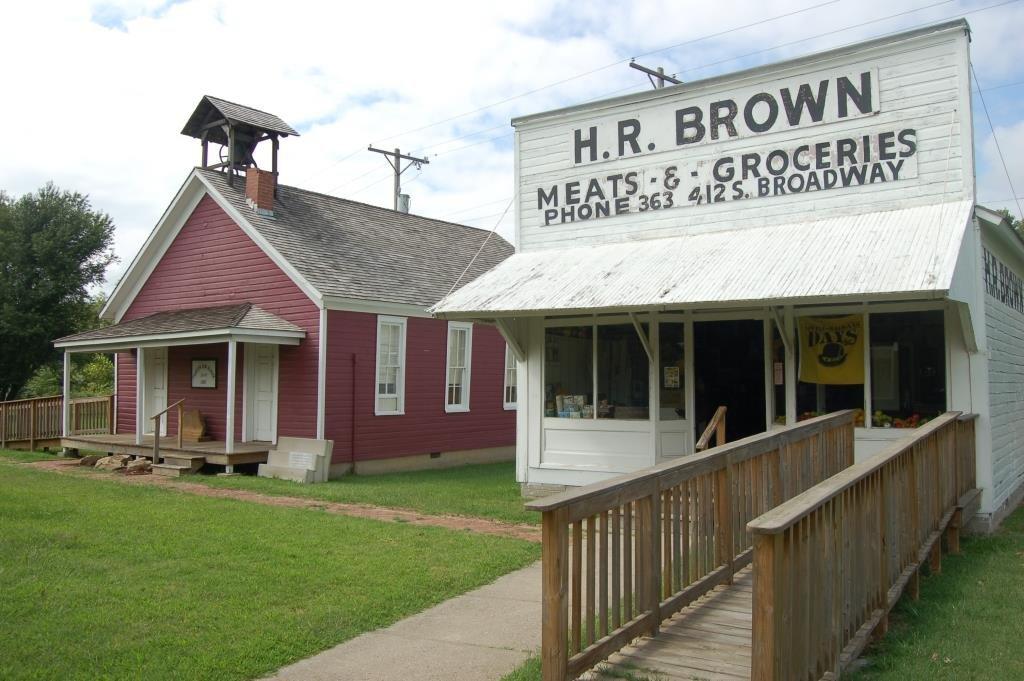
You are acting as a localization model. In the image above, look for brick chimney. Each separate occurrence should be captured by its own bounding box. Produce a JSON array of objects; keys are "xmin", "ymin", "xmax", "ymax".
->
[{"xmin": 245, "ymin": 168, "xmax": 276, "ymax": 216}]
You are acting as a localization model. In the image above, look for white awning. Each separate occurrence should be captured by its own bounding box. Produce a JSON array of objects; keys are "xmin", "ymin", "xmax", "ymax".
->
[{"xmin": 434, "ymin": 200, "xmax": 974, "ymax": 318}]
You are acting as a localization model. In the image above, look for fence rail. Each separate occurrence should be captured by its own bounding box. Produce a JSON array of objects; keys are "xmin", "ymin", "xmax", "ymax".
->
[
  {"xmin": 747, "ymin": 412, "xmax": 978, "ymax": 681},
  {"xmin": 0, "ymin": 395, "xmax": 114, "ymax": 449},
  {"xmin": 526, "ymin": 410, "xmax": 856, "ymax": 681}
]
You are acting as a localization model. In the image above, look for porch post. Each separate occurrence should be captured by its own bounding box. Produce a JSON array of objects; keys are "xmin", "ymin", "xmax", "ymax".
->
[
  {"xmin": 135, "ymin": 347, "xmax": 145, "ymax": 445},
  {"xmin": 62, "ymin": 351, "xmax": 71, "ymax": 437},
  {"xmin": 784, "ymin": 306, "xmax": 797, "ymax": 425},
  {"xmin": 226, "ymin": 339, "xmax": 237, "ymax": 455}
]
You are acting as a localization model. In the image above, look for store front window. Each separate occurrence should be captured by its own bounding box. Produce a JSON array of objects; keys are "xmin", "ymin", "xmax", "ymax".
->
[
  {"xmin": 597, "ymin": 324, "xmax": 650, "ymax": 420},
  {"xmin": 545, "ymin": 322, "xmax": 650, "ymax": 420},
  {"xmin": 659, "ymin": 322, "xmax": 685, "ymax": 420},
  {"xmin": 796, "ymin": 315, "xmax": 865, "ymax": 425},
  {"xmin": 869, "ymin": 310, "xmax": 945, "ymax": 427}
]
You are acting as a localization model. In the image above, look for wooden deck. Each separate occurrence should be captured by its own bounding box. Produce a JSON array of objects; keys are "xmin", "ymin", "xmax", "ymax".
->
[
  {"xmin": 60, "ymin": 433, "xmax": 270, "ymax": 466},
  {"xmin": 585, "ymin": 569, "xmax": 753, "ymax": 681}
]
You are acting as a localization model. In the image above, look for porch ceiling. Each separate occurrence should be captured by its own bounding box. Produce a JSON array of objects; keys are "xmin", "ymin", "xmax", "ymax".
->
[
  {"xmin": 432, "ymin": 200, "xmax": 974, "ymax": 318},
  {"xmin": 54, "ymin": 303, "xmax": 306, "ymax": 351}
]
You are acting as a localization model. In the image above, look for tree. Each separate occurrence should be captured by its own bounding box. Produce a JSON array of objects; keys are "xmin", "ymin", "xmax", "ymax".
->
[
  {"xmin": 0, "ymin": 184, "xmax": 116, "ymax": 399},
  {"xmin": 995, "ymin": 208, "xmax": 1024, "ymax": 238},
  {"xmin": 18, "ymin": 294, "xmax": 114, "ymax": 399}
]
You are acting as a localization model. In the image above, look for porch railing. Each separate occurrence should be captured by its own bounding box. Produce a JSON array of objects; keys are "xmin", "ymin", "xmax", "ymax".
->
[
  {"xmin": 695, "ymin": 405, "xmax": 727, "ymax": 451},
  {"xmin": 526, "ymin": 410, "xmax": 856, "ymax": 681},
  {"xmin": 150, "ymin": 399, "xmax": 185, "ymax": 464},
  {"xmin": 747, "ymin": 412, "xmax": 979, "ymax": 680},
  {"xmin": 0, "ymin": 394, "xmax": 114, "ymax": 450}
]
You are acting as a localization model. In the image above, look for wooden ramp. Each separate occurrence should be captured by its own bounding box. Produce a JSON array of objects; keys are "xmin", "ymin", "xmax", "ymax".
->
[{"xmin": 585, "ymin": 569, "xmax": 753, "ymax": 681}]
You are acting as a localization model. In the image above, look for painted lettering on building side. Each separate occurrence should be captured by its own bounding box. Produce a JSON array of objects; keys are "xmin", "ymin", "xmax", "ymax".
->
[
  {"xmin": 537, "ymin": 129, "xmax": 918, "ymax": 226},
  {"xmin": 984, "ymin": 247, "xmax": 1024, "ymax": 314}
]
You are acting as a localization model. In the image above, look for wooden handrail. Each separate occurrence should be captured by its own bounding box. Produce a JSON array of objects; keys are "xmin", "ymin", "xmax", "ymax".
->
[
  {"xmin": 528, "ymin": 410, "xmax": 856, "ymax": 681},
  {"xmin": 748, "ymin": 412, "xmax": 978, "ymax": 680},
  {"xmin": 695, "ymin": 405, "xmax": 727, "ymax": 452},
  {"xmin": 0, "ymin": 394, "xmax": 114, "ymax": 446},
  {"xmin": 150, "ymin": 399, "xmax": 185, "ymax": 462},
  {"xmin": 150, "ymin": 398, "xmax": 186, "ymax": 421}
]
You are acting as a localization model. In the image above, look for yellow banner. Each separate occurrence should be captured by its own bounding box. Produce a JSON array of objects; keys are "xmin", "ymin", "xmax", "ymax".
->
[{"xmin": 798, "ymin": 315, "xmax": 864, "ymax": 385}]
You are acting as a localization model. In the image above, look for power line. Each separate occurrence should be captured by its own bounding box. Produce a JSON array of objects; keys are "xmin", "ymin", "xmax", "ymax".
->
[
  {"xmin": 440, "ymin": 196, "xmax": 515, "ymax": 219},
  {"xmin": 972, "ymin": 61, "xmax": 1024, "ymax": 220},
  {"xmin": 576, "ymin": 0, "xmax": 1017, "ymax": 107},
  {"xmin": 443, "ymin": 197, "xmax": 516, "ymax": 301},
  {"xmin": 369, "ymin": 0, "xmax": 842, "ymax": 145}
]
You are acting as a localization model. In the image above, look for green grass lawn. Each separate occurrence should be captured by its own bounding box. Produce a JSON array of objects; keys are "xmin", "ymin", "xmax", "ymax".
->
[
  {"xmin": 177, "ymin": 460, "xmax": 539, "ymax": 525},
  {"xmin": 0, "ymin": 449, "xmax": 65, "ymax": 463},
  {"xmin": 851, "ymin": 504, "xmax": 1024, "ymax": 680},
  {"xmin": 0, "ymin": 461, "xmax": 540, "ymax": 681}
]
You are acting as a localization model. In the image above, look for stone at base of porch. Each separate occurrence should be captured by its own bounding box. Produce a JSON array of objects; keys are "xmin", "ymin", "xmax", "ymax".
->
[
  {"xmin": 60, "ymin": 434, "xmax": 270, "ymax": 473},
  {"xmin": 327, "ymin": 445, "xmax": 514, "ymax": 478}
]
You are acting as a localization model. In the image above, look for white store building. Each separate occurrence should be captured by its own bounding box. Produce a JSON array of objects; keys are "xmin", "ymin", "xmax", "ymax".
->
[{"xmin": 434, "ymin": 20, "xmax": 1024, "ymax": 530}]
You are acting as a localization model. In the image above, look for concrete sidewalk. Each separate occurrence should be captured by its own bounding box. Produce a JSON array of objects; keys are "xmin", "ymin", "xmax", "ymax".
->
[{"xmin": 263, "ymin": 561, "xmax": 542, "ymax": 681}]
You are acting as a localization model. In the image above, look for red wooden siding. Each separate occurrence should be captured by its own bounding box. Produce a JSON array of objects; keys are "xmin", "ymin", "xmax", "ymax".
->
[
  {"xmin": 116, "ymin": 195, "xmax": 319, "ymax": 439},
  {"xmin": 162, "ymin": 344, "xmax": 245, "ymax": 440},
  {"xmin": 324, "ymin": 310, "xmax": 515, "ymax": 464},
  {"xmin": 115, "ymin": 351, "xmax": 135, "ymax": 435}
]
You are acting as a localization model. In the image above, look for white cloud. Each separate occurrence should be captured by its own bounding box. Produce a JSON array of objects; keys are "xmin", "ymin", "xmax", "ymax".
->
[
  {"xmin": 978, "ymin": 119, "xmax": 1024, "ymax": 219},
  {"xmin": 1, "ymin": 0, "xmax": 1022, "ymax": 290}
]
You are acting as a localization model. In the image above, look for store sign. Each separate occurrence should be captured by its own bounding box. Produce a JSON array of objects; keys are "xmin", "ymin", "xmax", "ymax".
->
[
  {"xmin": 571, "ymin": 67, "xmax": 879, "ymax": 166},
  {"xmin": 531, "ymin": 61, "xmax": 925, "ymax": 227},
  {"xmin": 798, "ymin": 316, "xmax": 864, "ymax": 385}
]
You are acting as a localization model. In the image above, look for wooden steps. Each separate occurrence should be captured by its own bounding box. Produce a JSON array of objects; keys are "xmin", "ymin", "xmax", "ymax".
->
[{"xmin": 153, "ymin": 454, "xmax": 205, "ymax": 477}]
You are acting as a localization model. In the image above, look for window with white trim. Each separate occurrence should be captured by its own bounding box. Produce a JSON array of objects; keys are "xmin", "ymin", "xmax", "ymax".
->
[
  {"xmin": 375, "ymin": 316, "xmax": 406, "ymax": 415},
  {"xmin": 445, "ymin": 322, "xmax": 472, "ymax": 412},
  {"xmin": 504, "ymin": 345, "xmax": 518, "ymax": 409}
]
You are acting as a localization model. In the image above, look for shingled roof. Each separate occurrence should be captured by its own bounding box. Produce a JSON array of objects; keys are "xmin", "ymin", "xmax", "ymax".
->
[
  {"xmin": 181, "ymin": 96, "xmax": 300, "ymax": 146},
  {"xmin": 197, "ymin": 168, "xmax": 514, "ymax": 308},
  {"xmin": 55, "ymin": 303, "xmax": 305, "ymax": 347}
]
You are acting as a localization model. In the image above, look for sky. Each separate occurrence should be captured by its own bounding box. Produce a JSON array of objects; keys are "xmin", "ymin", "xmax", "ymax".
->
[{"xmin": 1, "ymin": 0, "xmax": 1022, "ymax": 292}]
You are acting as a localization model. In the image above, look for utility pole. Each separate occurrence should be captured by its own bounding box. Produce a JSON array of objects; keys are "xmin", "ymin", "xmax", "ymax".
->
[
  {"xmin": 629, "ymin": 60, "xmax": 683, "ymax": 89},
  {"xmin": 367, "ymin": 146, "xmax": 430, "ymax": 211}
]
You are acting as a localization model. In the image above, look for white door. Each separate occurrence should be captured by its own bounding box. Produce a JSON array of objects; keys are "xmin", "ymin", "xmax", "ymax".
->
[
  {"xmin": 246, "ymin": 344, "xmax": 278, "ymax": 442},
  {"xmin": 144, "ymin": 347, "xmax": 168, "ymax": 436}
]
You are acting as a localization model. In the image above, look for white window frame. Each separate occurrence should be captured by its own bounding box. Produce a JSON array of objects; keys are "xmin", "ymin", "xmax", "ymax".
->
[
  {"xmin": 503, "ymin": 344, "xmax": 518, "ymax": 410},
  {"xmin": 375, "ymin": 315, "xmax": 407, "ymax": 416},
  {"xmin": 445, "ymin": 321, "xmax": 473, "ymax": 413}
]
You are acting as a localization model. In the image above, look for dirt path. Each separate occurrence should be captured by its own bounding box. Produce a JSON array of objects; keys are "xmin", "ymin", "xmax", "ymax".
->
[{"xmin": 26, "ymin": 459, "xmax": 541, "ymax": 543}]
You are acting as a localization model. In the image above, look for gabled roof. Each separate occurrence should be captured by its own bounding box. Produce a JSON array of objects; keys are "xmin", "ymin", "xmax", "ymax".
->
[
  {"xmin": 433, "ymin": 200, "xmax": 974, "ymax": 318},
  {"xmin": 181, "ymin": 95, "xmax": 299, "ymax": 145},
  {"xmin": 57, "ymin": 303, "xmax": 305, "ymax": 350},
  {"xmin": 196, "ymin": 168, "xmax": 514, "ymax": 308},
  {"xmin": 102, "ymin": 169, "xmax": 514, "ymax": 321}
]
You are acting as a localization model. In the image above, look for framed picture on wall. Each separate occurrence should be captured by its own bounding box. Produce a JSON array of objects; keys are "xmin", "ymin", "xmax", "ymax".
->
[{"xmin": 191, "ymin": 359, "xmax": 217, "ymax": 389}]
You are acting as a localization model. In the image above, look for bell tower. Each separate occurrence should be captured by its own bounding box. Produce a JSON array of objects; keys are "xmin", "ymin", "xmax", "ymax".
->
[{"xmin": 181, "ymin": 95, "xmax": 299, "ymax": 190}]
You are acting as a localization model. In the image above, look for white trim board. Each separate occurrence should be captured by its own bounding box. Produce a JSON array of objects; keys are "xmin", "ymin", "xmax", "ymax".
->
[
  {"xmin": 55, "ymin": 327, "xmax": 305, "ymax": 352},
  {"xmin": 102, "ymin": 170, "xmax": 324, "ymax": 323}
]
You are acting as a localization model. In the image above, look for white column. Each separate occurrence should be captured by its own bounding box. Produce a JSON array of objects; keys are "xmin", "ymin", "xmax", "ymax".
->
[
  {"xmin": 784, "ymin": 306, "xmax": 797, "ymax": 425},
  {"xmin": 135, "ymin": 347, "xmax": 145, "ymax": 445},
  {"xmin": 862, "ymin": 309, "xmax": 872, "ymax": 429},
  {"xmin": 112, "ymin": 353, "xmax": 118, "ymax": 435},
  {"xmin": 226, "ymin": 340, "xmax": 237, "ymax": 455},
  {"xmin": 316, "ymin": 307, "xmax": 327, "ymax": 439},
  {"xmin": 62, "ymin": 351, "xmax": 71, "ymax": 437}
]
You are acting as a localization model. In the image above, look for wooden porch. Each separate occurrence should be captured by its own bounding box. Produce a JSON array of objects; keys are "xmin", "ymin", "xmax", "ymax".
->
[
  {"xmin": 529, "ymin": 411, "xmax": 980, "ymax": 681},
  {"xmin": 61, "ymin": 433, "xmax": 271, "ymax": 468}
]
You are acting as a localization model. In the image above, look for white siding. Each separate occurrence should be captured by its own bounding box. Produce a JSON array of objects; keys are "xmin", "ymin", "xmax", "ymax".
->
[
  {"xmin": 514, "ymin": 24, "xmax": 973, "ymax": 252},
  {"xmin": 985, "ymin": 290, "xmax": 1024, "ymax": 511}
]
